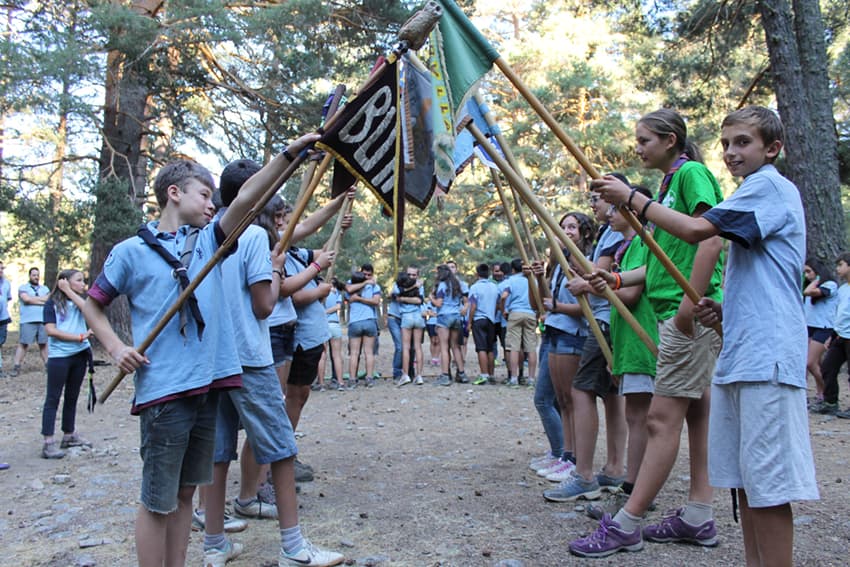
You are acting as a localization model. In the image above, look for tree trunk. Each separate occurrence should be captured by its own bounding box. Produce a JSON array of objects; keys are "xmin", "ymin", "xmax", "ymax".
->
[{"xmin": 757, "ymin": 0, "xmax": 843, "ymax": 265}]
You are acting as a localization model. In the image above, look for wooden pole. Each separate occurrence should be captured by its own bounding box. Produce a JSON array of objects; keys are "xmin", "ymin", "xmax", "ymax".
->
[
  {"xmin": 99, "ymin": 152, "xmax": 308, "ymax": 403},
  {"xmin": 467, "ymin": 122, "xmax": 658, "ymax": 356},
  {"xmin": 325, "ymin": 195, "xmax": 355, "ymax": 282},
  {"xmin": 493, "ymin": 57, "xmax": 721, "ymax": 337}
]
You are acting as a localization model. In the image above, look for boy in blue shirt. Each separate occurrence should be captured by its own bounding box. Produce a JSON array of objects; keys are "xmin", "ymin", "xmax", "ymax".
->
[
  {"xmin": 83, "ymin": 134, "xmax": 336, "ymax": 567},
  {"xmin": 582, "ymin": 106, "xmax": 818, "ymax": 566},
  {"xmin": 499, "ymin": 258, "xmax": 538, "ymax": 386},
  {"xmin": 467, "ymin": 263, "xmax": 499, "ymax": 384}
]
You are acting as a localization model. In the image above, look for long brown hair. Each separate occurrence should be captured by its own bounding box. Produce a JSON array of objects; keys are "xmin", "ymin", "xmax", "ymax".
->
[{"xmin": 50, "ymin": 269, "xmax": 83, "ymax": 317}]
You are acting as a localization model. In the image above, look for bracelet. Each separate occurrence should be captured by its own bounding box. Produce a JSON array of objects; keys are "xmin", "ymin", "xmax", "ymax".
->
[
  {"xmin": 627, "ymin": 188, "xmax": 637, "ymax": 210},
  {"xmin": 311, "ymin": 261, "xmax": 322, "ymax": 272},
  {"xmin": 272, "ymin": 268, "xmax": 284, "ymax": 278},
  {"xmin": 283, "ymin": 148, "xmax": 295, "ymax": 162},
  {"xmin": 639, "ymin": 199, "xmax": 653, "ymax": 222},
  {"xmin": 612, "ymin": 272, "xmax": 622, "ymax": 290},
  {"xmin": 79, "ymin": 333, "xmax": 85, "ymax": 343}
]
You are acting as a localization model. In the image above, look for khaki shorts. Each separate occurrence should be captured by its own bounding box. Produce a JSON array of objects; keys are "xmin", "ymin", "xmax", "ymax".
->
[
  {"xmin": 654, "ymin": 318, "xmax": 720, "ymax": 398},
  {"xmin": 505, "ymin": 311, "xmax": 538, "ymax": 352}
]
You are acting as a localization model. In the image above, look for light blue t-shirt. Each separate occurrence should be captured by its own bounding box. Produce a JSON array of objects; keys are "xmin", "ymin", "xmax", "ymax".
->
[
  {"xmin": 545, "ymin": 264, "xmax": 587, "ymax": 335},
  {"xmin": 491, "ymin": 278, "xmax": 506, "ymax": 324},
  {"xmin": 435, "ymin": 280, "xmax": 462, "ymax": 316},
  {"xmin": 0, "ymin": 279, "xmax": 11, "ymax": 322},
  {"xmin": 702, "ymin": 164, "xmax": 806, "ymax": 387},
  {"xmin": 804, "ymin": 280, "xmax": 838, "ymax": 330},
  {"xmin": 502, "ymin": 273, "xmax": 534, "ymax": 315},
  {"xmin": 326, "ymin": 290, "xmax": 341, "ymax": 324},
  {"xmin": 18, "ymin": 282, "xmax": 50, "ymax": 323},
  {"xmin": 469, "ymin": 278, "xmax": 499, "ymax": 323},
  {"xmin": 347, "ymin": 282, "xmax": 381, "ymax": 323},
  {"xmin": 286, "ymin": 248, "xmax": 330, "ymax": 350},
  {"xmin": 91, "ymin": 220, "xmax": 241, "ymax": 405},
  {"xmin": 43, "ymin": 299, "xmax": 90, "ymax": 358},
  {"xmin": 221, "ymin": 223, "xmax": 274, "ymax": 368},
  {"xmin": 588, "ymin": 225, "xmax": 623, "ymax": 323},
  {"xmin": 832, "ymin": 284, "xmax": 850, "ymax": 339},
  {"xmin": 393, "ymin": 283, "xmax": 424, "ymax": 316}
]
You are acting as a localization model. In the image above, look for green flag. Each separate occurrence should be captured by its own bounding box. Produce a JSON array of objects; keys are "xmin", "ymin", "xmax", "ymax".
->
[{"xmin": 434, "ymin": 0, "xmax": 499, "ymax": 115}]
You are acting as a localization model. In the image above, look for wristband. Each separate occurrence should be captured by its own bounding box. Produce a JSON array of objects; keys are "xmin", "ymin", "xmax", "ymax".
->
[
  {"xmin": 639, "ymin": 199, "xmax": 653, "ymax": 222},
  {"xmin": 612, "ymin": 272, "xmax": 622, "ymax": 291},
  {"xmin": 311, "ymin": 262, "xmax": 322, "ymax": 272},
  {"xmin": 79, "ymin": 333, "xmax": 85, "ymax": 343},
  {"xmin": 627, "ymin": 188, "xmax": 637, "ymax": 210},
  {"xmin": 272, "ymin": 268, "xmax": 284, "ymax": 278},
  {"xmin": 283, "ymin": 148, "xmax": 295, "ymax": 162}
]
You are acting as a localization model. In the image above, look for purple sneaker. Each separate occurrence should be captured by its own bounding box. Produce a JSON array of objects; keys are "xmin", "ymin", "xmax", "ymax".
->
[
  {"xmin": 642, "ymin": 507, "xmax": 718, "ymax": 546},
  {"xmin": 569, "ymin": 514, "xmax": 644, "ymax": 558}
]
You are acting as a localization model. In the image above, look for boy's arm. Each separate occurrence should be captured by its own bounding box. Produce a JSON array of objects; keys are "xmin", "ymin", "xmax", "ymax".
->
[
  {"xmin": 220, "ymin": 133, "xmax": 321, "ymax": 237},
  {"xmin": 82, "ymin": 297, "xmax": 149, "ymax": 373},
  {"xmin": 676, "ymin": 231, "xmax": 722, "ymax": 336},
  {"xmin": 292, "ymin": 282, "xmax": 332, "ymax": 306},
  {"xmin": 292, "ymin": 188, "xmax": 354, "ymax": 243},
  {"xmin": 249, "ymin": 243, "xmax": 286, "ymax": 319}
]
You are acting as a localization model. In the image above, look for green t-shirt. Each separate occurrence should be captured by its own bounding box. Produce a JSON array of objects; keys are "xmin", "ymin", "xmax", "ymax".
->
[
  {"xmin": 645, "ymin": 161, "xmax": 724, "ymax": 320},
  {"xmin": 611, "ymin": 236, "xmax": 658, "ymax": 377}
]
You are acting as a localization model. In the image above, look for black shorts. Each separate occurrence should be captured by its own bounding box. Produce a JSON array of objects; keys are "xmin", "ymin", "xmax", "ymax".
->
[
  {"xmin": 472, "ymin": 319, "xmax": 496, "ymax": 352},
  {"xmin": 808, "ymin": 326, "xmax": 832, "ymax": 344},
  {"xmin": 287, "ymin": 344, "xmax": 324, "ymax": 386}
]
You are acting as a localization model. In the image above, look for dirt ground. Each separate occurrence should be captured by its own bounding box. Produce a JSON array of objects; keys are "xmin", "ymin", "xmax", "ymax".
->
[{"xmin": 1, "ymin": 333, "xmax": 849, "ymax": 567}]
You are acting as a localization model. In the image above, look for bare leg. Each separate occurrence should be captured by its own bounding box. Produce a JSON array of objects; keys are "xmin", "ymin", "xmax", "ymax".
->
[
  {"xmin": 204, "ymin": 462, "xmax": 230, "ymax": 535},
  {"xmin": 527, "ymin": 348, "xmax": 538, "ymax": 380},
  {"xmin": 412, "ymin": 328, "xmax": 424, "ymax": 377},
  {"xmin": 270, "ymin": 457, "xmax": 299, "ymax": 529},
  {"xmin": 572, "ymin": 387, "xmax": 599, "ymax": 480},
  {"xmin": 165, "ymin": 485, "xmax": 195, "ymax": 566},
  {"xmin": 623, "ymin": 395, "xmax": 690, "ymax": 517},
  {"xmin": 284, "ymin": 383, "xmax": 311, "ymax": 431},
  {"xmin": 437, "ymin": 326, "xmax": 451, "ymax": 374},
  {"xmin": 136, "ymin": 505, "xmax": 168, "ymax": 567},
  {"xmin": 39, "ymin": 343, "xmax": 48, "ymax": 364},
  {"xmin": 601, "ymin": 393, "xmax": 626, "ymax": 477},
  {"xmin": 450, "ymin": 328, "xmax": 464, "ymax": 372},
  {"xmin": 240, "ymin": 443, "xmax": 265, "ymax": 500},
  {"xmin": 549, "ymin": 353, "xmax": 580, "ymax": 454},
  {"xmin": 362, "ymin": 335, "xmax": 376, "ymax": 377},
  {"xmin": 624, "ymin": 393, "xmax": 652, "ymax": 484},
  {"xmin": 348, "ymin": 336, "xmax": 363, "ymax": 380},
  {"xmin": 316, "ymin": 344, "xmax": 328, "ymax": 386},
  {"xmin": 330, "ymin": 338, "xmax": 343, "ymax": 382},
  {"xmin": 807, "ymin": 339, "xmax": 826, "ymax": 396},
  {"xmin": 13, "ymin": 344, "xmax": 26, "ymax": 367},
  {"xmin": 739, "ymin": 490, "xmax": 793, "ymax": 567},
  {"xmin": 401, "ymin": 328, "xmax": 413, "ymax": 377},
  {"xmin": 685, "ymin": 389, "xmax": 713, "ymax": 504}
]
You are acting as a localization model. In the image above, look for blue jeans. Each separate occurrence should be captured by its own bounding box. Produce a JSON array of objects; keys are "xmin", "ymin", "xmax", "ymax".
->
[
  {"xmin": 387, "ymin": 315, "xmax": 402, "ymax": 378},
  {"xmin": 533, "ymin": 339, "xmax": 563, "ymax": 457}
]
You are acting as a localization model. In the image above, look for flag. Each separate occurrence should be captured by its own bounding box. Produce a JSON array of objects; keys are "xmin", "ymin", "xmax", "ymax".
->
[
  {"xmin": 453, "ymin": 97, "xmax": 504, "ymax": 176},
  {"xmin": 400, "ymin": 53, "xmax": 437, "ymax": 209},
  {"xmin": 429, "ymin": 0, "xmax": 500, "ymax": 189}
]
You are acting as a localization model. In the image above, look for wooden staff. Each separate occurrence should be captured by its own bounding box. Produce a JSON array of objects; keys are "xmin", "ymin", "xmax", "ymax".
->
[
  {"xmin": 325, "ymin": 194, "xmax": 355, "ymax": 282},
  {"xmin": 490, "ymin": 170, "xmax": 542, "ymax": 316},
  {"xmin": 467, "ymin": 122, "xmax": 658, "ymax": 356},
  {"xmin": 99, "ymin": 151, "xmax": 309, "ymax": 403},
  {"xmin": 493, "ymin": 58, "xmax": 721, "ymax": 337}
]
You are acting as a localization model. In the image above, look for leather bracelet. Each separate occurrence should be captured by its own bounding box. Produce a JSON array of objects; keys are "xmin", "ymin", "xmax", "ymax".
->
[
  {"xmin": 627, "ymin": 188, "xmax": 637, "ymax": 210},
  {"xmin": 283, "ymin": 148, "xmax": 295, "ymax": 162},
  {"xmin": 639, "ymin": 199, "xmax": 653, "ymax": 222}
]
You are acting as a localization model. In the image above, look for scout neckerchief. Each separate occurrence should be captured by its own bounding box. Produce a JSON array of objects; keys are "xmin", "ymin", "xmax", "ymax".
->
[
  {"xmin": 613, "ymin": 237, "xmax": 634, "ymax": 269},
  {"xmin": 645, "ymin": 153, "xmax": 689, "ymax": 233},
  {"xmin": 136, "ymin": 224, "xmax": 205, "ymax": 339}
]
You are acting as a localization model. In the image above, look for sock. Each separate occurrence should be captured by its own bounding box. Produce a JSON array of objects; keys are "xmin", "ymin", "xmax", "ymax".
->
[
  {"xmin": 613, "ymin": 508, "xmax": 641, "ymax": 532},
  {"xmin": 235, "ymin": 496, "xmax": 254, "ymax": 506},
  {"xmin": 622, "ymin": 481, "xmax": 634, "ymax": 495},
  {"xmin": 281, "ymin": 525, "xmax": 305, "ymax": 555},
  {"xmin": 682, "ymin": 501, "xmax": 713, "ymax": 525},
  {"xmin": 204, "ymin": 532, "xmax": 226, "ymax": 551},
  {"xmin": 481, "ymin": 373, "xmax": 489, "ymax": 378},
  {"xmin": 562, "ymin": 451, "xmax": 575, "ymax": 464}
]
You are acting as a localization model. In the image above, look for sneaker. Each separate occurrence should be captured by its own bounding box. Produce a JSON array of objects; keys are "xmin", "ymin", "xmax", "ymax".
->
[
  {"xmin": 279, "ymin": 538, "xmax": 344, "ymax": 567},
  {"xmin": 10, "ymin": 364, "xmax": 20, "ymax": 377},
  {"xmin": 537, "ymin": 458, "xmax": 573, "ymax": 478},
  {"xmin": 642, "ymin": 507, "xmax": 718, "ymax": 546},
  {"xmin": 60, "ymin": 433, "xmax": 92, "ymax": 449},
  {"xmin": 193, "ymin": 509, "xmax": 248, "ymax": 533},
  {"xmin": 585, "ymin": 494, "xmax": 658, "ymax": 520},
  {"xmin": 543, "ymin": 471, "xmax": 602, "ymax": 502},
  {"xmin": 42, "ymin": 441, "xmax": 65, "ymax": 459},
  {"xmin": 529, "ymin": 452, "xmax": 555, "ymax": 470},
  {"xmin": 456, "ymin": 371, "xmax": 469, "ymax": 384},
  {"xmin": 430, "ymin": 357, "xmax": 440, "ymax": 366},
  {"xmin": 596, "ymin": 470, "xmax": 625, "ymax": 493},
  {"xmin": 508, "ymin": 377, "xmax": 519, "ymax": 387},
  {"xmin": 414, "ymin": 376, "xmax": 424, "ymax": 385},
  {"xmin": 836, "ymin": 408, "xmax": 850, "ymax": 419},
  {"xmin": 356, "ymin": 370, "xmax": 366, "ymax": 379},
  {"xmin": 813, "ymin": 400, "xmax": 839, "ymax": 415},
  {"xmin": 531, "ymin": 456, "xmax": 562, "ymax": 474},
  {"xmin": 472, "ymin": 375, "xmax": 488, "ymax": 385},
  {"xmin": 204, "ymin": 539, "xmax": 244, "ymax": 567},
  {"xmin": 568, "ymin": 514, "xmax": 644, "ymax": 558},
  {"xmin": 435, "ymin": 373, "xmax": 452, "ymax": 386},
  {"xmin": 364, "ymin": 377, "xmax": 375, "ymax": 388},
  {"xmin": 396, "ymin": 375, "xmax": 411, "ymax": 387},
  {"xmin": 257, "ymin": 480, "xmax": 277, "ymax": 504},
  {"xmin": 295, "ymin": 459, "xmax": 314, "ymax": 482},
  {"xmin": 234, "ymin": 497, "xmax": 278, "ymax": 519},
  {"xmin": 542, "ymin": 459, "xmax": 576, "ymax": 481}
]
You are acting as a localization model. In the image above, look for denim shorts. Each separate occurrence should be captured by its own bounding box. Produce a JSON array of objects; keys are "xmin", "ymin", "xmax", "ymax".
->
[
  {"xmin": 20, "ymin": 322, "xmax": 47, "ymax": 345},
  {"xmin": 436, "ymin": 313, "xmax": 461, "ymax": 330},
  {"xmin": 544, "ymin": 326, "xmax": 586, "ymax": 356},
  {"xmin": 348, "ymin": 319, "xmax": 378, "ymax": 338},
  {"xmin": 328, "ymin": 321, "xmax": 342, "ymax": 339},
  {"xmin": 270, "ymin": 322, "xmax": 296, "ymax": 366},
  {"xmin": 139, "ymin": 391, "xmax": 218, "ymax": 514},
  {"xmin": 401, "ymin": 312, "xmax": 425, "ymax": 330},
  {"xmin": 214, "ymin": 366, "xmax": 298, "ymax": 464}
]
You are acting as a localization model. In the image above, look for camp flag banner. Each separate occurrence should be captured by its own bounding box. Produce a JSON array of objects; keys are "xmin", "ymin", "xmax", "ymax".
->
[
  {"xmin": 317, "ymin": 58, "xmax": 403, "ymax": 216},
  {"xmin": 400, "ymin": 53, "xmax": 436, "ymax": 209},
  {"xmin": 452, "ymin": 97, "xmax": 503, "ymax": 175},
  {"xmin": 433, "ymin": 0, "xmax": 500, "ymax": 117}
]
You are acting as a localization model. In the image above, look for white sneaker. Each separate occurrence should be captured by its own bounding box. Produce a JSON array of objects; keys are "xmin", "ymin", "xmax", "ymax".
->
[
  {"xmin": 545, "ymin": 460, "xmax": 577, "ymax": 482},
  {"xmin": 234, "ymin": 497, "xmax": 278, "ymax": 519},
  {"xmin": 396, "ymin": 374, "xmax": 411, "ymax": 387},
  {"xmin": 529, "ymin": 452, "xmax": 555, "ymax": 470},
  {"xmin": 192, "ymin": 509, "xmax": 248, "ymax": 533},
  {"xmin": 279, "ymin": 539, "xmax": 344, "ymax": 566},
  {"xmin": 204, "ymin": 539, "xmax": 243, "ymax": 567},
  {"xmin": 414, "ymin": 376, "xmax": 424, "ymax": 385},
  {"xmin": 531, "ymin": 456, "xmax": 561, "ymax": 473},
  {"xmin": 536, "ymin": 458, "xmax": 570, "ymax": 477}
]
